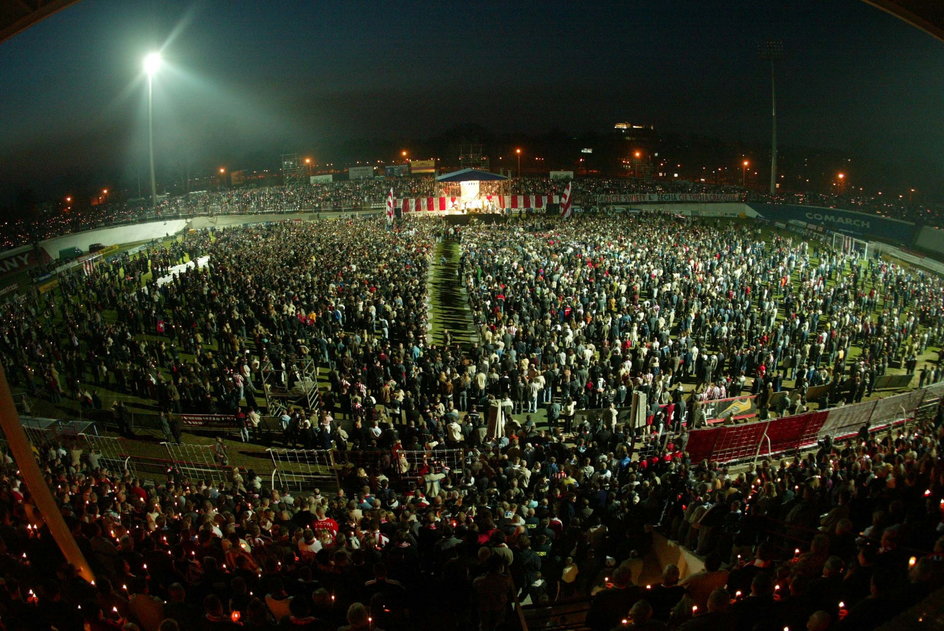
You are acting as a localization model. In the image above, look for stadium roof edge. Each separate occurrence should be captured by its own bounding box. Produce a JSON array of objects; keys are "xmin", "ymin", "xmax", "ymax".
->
[
  {"xmin": 861, "ymin": 0, "xmax": 944, "ymax": 42},
  {"xmin": 0, "ymin": 0, "xmax": 80, "ymax": 43}
]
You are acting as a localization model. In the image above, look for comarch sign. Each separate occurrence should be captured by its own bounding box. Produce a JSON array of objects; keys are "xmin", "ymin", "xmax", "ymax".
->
[
  {"xmin": 803, "ymin": 210, "xmax": 871, "ymax": 229},
  {"xmin": 749, "ymin": 203, "xmax": 917, "ymax": 246}
]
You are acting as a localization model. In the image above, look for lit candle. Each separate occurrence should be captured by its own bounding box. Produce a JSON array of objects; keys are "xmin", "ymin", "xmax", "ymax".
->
[
  {"xmin": 691, "ymin": 605, "xmax": 698, "ymax": 615},
  {"xmin": 231, "ymin": 610, "xmax": 241, "ymax": 623},
  {"xmin": 909, "ymin": 556, "xmax": 917, "ymax": 568}
]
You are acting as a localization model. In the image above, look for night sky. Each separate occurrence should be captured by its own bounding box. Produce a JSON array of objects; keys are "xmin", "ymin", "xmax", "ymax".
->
[{"xmin": 1, "ymin": 0, "xmax": 943, "ymax": 203}]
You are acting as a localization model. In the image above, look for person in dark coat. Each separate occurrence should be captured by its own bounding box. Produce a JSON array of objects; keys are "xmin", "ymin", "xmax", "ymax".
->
[{"xmin": 586, "ymin": 565, "xmax": 644, "ymax": 631}]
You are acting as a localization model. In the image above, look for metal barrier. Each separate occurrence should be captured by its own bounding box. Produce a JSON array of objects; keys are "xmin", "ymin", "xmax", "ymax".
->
[
  {"xmin": 78, "ymin": 434, "xmax": 134, "ymax": 476},
  {"xmin": 267, "ymin": 448, "xmax": 338, "ymax": 491},
  {"xmin": 4, "ymin": 417, "xmax": 471, "ymax": 494},
  {"xmin": 399, "ymin": 448, "xmax": 466, "ymax": 473},
  {"xmin": 685, "ymin": 381, "xmax": 943, "ymax": 464},
  {"xmin": 161, "ymin": 442, "xmax": 231, "ymax": 486}
]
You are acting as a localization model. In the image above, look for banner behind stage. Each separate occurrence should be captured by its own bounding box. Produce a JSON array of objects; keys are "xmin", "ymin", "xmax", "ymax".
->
[
  {"xmin": 397, "ymin": 195, "xmax": 551, "ymax": 212},
  {"xmin": 460, "ymin": 180, "xmax": 480, "ymax": 203}
]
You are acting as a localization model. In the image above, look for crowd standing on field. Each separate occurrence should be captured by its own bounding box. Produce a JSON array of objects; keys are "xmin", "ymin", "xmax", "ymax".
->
[{"xmin": 0, "ymin": 212, "xmax": 942, "ymax": 630}]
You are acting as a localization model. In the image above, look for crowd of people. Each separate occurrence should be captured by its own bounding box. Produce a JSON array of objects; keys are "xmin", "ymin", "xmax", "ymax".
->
[
  {"xmin": 1, "ymin": 360, "xmax": 943, "ymax": 631},
  {"xmin": 2, "ymin": 173, "xmax": 940, "ymax": 253},
  {"xmin": 0, "ymin": 216, "xmax": 436, "ymax": 430},
  {"xmin": 0, "ymin": 180, "xmax": 441, "ymax": 251},
  {"xmin": 461, "ymin": 214, "xmax": 943, "ymax": 424},
  {"xmin": 0, "ymin": 211, "xmax": 942, "ymax": 630}
]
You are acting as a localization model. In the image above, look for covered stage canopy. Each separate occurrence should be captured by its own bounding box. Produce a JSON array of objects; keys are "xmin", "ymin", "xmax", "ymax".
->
[
  {"xmin": 436, "ymin": 168, "xmax": 508, "ymax": 182},
  {"xmin": 421, "ymin": 168, "xmax": 515, "ymax": 213}
]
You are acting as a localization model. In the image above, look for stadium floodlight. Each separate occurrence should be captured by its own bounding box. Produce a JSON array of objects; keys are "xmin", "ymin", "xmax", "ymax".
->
[
  {"xmin": 143, "ymin": 51, "xmax": 162, "ymax": 76},
  {"xmin": 143, "ymin": 51, "xmax": 163, "ymax": 208},
  {"xmin": 759, "ymin": 40, "xmax": 783, "ymax": 197}
]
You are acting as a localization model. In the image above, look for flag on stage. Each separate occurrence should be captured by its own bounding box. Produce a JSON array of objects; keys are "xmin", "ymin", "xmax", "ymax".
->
[
  {"xmin": 385, "ymin": 188, "xmax": 394, "ymax": 224},
  {"xmin": 560, "ymin": 181, "xmax": 573, "ymax": 218}
]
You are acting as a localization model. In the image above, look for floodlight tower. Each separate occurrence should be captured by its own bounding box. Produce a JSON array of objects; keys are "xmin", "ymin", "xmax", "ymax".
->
[
  {"xmin": 759, "ymin": 40, "xmax": 783, "ymax": 197},
  {"xmin": 144, "ymin": 51, "xmax": 162, "ymax": 207}
]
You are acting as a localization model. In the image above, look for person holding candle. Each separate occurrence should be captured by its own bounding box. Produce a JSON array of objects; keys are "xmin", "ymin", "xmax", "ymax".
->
[
  {"xmin": 675, "ymin": 588, "xmax": 735, "ymax": 631},
  {"xmin": 835, "ymin": 572, "xmax": 897, "ymax": 630},
  {"xmin": 618, "ymin": 599, "xmax": 668, "ymax": 630},
  {"xmin": 646, "ymin": 564, "xmax": 686, "ymax": 623},
  {"xmin": 586, "ymin": 565, "xmax": 644, "ymax": 631},
  {"xmin": 728, "ymin": 573, "xmax": 777, "ymax": 631}
]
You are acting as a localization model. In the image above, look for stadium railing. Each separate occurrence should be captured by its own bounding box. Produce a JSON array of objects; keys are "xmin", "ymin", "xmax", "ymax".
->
[
  {"xmin": 8, "ymin": 384, "xmax": 941, "ymax": 489},
  {"xmin": 684, "ymin": 381, "xmax": 943, "ymax": 465}
]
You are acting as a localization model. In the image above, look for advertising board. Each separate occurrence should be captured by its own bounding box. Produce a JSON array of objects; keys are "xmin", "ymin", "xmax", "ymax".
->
[
  {"xmin": 409, "ymin": 159, "xmax": 436, "ymax": 174},
  {"xmin": 348, "ymin": 166, "xmax": 375, "ymax": 180}
]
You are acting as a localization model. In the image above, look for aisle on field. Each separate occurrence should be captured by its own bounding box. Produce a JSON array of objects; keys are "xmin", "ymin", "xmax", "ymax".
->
[{"xmin": 427, "ymin": 232, "xmax": 478, "ymax": 349}]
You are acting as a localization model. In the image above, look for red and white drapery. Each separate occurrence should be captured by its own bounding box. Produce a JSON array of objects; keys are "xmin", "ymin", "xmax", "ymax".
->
[{"xmin": 396, "ymin": 194, "xmax": 555, "ymax": 213}]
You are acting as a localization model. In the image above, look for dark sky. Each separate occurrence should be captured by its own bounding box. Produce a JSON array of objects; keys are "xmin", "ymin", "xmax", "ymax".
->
[{"xmin": 2, "ymin": 0, "xmax": 943, "ymax": 201}]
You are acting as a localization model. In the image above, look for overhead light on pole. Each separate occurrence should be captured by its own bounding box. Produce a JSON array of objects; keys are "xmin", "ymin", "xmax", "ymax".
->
[{"xmin": 143, "ymin": 51, "xmax": 163, "ymax": 208}]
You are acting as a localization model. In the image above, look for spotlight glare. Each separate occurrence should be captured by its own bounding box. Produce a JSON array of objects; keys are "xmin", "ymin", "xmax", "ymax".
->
[{"xmin": 143, "ymin": 52, "xmax": 163, "ymax": 76}]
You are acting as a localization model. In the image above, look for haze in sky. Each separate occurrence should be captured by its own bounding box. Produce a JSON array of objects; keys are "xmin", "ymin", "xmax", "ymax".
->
[{"xmin": 1, "ymin": 0, "xmax": 943, "ymax": 201}]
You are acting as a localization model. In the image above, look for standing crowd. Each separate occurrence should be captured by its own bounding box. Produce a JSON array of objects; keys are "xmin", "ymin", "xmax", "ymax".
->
[{"xmin": 0, "ymin": 212, "xmax": 942, "ymax": 630}]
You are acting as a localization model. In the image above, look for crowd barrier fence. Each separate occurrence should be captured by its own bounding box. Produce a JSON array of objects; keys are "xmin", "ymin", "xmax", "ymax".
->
[
  {"xmin": 0, "ymin": 424, "xmax": 467, "ymax": 494},
  {"xmin": 685, "ymin": 382, "xmax": 943, "ymax": 464},
  {"xmin": 6, "ymin": 386, "xmax": 942, "ymax": 483}
]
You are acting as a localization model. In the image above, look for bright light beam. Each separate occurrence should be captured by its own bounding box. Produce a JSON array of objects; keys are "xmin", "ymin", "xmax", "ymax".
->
[{"xmin": 143, "ymin": 51, "xmax": 163, "ymax": 76}]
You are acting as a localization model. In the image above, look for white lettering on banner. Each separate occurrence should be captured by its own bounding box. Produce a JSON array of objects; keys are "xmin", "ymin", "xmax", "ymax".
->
[
  {"xmin": 804, "ymin": 211, "xmax": 870, "ymax": 229},
  {"xmin": 596, "ymin": 193, "xmax": 740, "ymax": 204},
  {"xmin": 0, "ymin": 253, "xmax": 33, "ymax": 274}
]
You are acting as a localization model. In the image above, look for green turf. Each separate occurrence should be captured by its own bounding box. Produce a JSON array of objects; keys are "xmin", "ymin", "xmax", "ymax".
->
[{"xmin": 426, "ymin": 237, "xmax": 478, "ymax": 349}]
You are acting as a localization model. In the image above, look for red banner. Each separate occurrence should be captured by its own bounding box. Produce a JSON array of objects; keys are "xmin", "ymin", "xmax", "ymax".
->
[
  {"xmin": 685, "ymin": 426, "xmax": 727, "ymax": 464},
  {"xmin": 761, "ymin": 411, "xmax": 827, "ymax": 457},
  {"xmin": 687, "ymin": 384, "xmax": 941, "ymax": 465},
  {"xmin": 396, "ymin": 196, "xmax": 551, "ymax": 211},
  {"xmin": 711, "ymin": 422, "xmax": 768, "ymax": 463}
]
